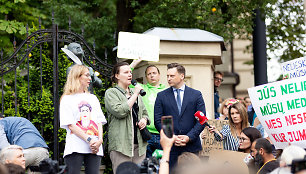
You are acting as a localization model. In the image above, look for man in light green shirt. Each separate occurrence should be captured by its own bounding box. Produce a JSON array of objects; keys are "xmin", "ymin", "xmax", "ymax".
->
[{"xmin": 130, "ymin": 59, "xmax": 166, "ymax": 157}]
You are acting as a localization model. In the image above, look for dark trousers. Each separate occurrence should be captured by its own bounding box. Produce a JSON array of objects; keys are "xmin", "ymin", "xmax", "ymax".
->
[
  {"xmin": 64, "ymin": 152, "xmax": 101, "ymax": 174},
  {"xmin": 146, "ymin": 134, "xmax": 162, "ymax": 158}
]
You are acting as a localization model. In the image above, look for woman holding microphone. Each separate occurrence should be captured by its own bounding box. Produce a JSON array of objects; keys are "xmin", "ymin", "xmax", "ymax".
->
[
  {"xmin": 208, "ymin": 100, "xmax": 249, "ymax": 151},
  {"xmin": 104, "ymin": 62, "xmax": 149, "ymax": 173}
]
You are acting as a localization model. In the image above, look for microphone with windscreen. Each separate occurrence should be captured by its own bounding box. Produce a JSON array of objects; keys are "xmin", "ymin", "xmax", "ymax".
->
[
  {"xmin": 131, "ymin": 79, "xmax": 146, "ymax": 96},
  {"xmin": 194, "ymin": 111, "xmax": 211, "ymax": 128}
]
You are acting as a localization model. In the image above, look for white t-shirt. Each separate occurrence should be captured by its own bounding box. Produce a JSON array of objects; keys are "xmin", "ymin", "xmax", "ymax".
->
[{"xmin": 60, "ymin": 93, "xmax": 107, "ymax": 157}]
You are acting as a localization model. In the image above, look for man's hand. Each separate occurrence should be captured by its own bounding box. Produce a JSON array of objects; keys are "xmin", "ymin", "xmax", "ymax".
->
[{"xmin": 175, "ymin": 135, "xmax": 190, "ymax": 146}]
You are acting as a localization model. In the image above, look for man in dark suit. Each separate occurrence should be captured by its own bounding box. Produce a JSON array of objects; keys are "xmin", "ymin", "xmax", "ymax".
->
[{"xmin": 154, "ymin": 63, "xmax": 206, "ymax": 168}]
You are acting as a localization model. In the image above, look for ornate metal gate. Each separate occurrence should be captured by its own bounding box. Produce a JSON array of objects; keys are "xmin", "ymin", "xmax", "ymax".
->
[{"xmin": 0, "ymin": 18, "xmax": 113, "ymax": 162}]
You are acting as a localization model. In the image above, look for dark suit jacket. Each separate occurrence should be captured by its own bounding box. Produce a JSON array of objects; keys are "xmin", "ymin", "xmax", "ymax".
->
[{"xmin": 154, "ymin": 85, "xmax": 206, "ymax": 152}]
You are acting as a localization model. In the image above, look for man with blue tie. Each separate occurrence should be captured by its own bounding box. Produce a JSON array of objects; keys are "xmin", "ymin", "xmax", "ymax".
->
[{"xmin": 154, "ymin": 63, "xmax": 206, "ymax": 169}]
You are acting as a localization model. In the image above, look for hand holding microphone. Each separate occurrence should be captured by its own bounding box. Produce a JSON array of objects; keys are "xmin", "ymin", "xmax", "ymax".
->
[
  {"xmin": 194, "ymin": 111, "xmax": 217, "ymax": 134},
  {"xmin": 131, "ymin": 79, "xmax": 146, "ymax": 96}
]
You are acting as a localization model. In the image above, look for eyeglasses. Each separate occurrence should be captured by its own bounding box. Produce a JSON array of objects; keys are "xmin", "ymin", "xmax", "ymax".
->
[{"xmin": 214, "ymin": 77, "xmax": 224, "ymax": 82}]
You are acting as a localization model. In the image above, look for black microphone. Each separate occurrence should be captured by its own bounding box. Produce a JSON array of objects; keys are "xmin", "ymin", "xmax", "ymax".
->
[{"xmin": 131, "ymin": 79, "xmax": 146, "ymax": 96}]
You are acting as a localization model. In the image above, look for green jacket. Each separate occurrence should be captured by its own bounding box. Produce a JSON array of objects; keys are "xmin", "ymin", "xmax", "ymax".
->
[{"xmin": 104, "ymin": 86, "xmax": 149, "ymax": 157}]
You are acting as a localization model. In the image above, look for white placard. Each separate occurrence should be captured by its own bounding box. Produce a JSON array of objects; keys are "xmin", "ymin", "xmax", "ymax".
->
[
  {"xmin": 117, "ymin": 31, "xmax": 160, "ymax": 61},
  {"xmin": 281, "ymin": 57, "xmax": 306, "ymax": 79},
  {"xmin": 248, "ymin": 76, "xmax": 306, "ymax": 149}
]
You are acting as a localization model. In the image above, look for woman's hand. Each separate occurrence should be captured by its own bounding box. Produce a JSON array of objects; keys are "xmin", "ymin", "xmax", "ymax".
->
[
  {"xmin": 89, "ymin": 139, "xmax": 103, "ymax": 154},
  {"xmin": 137, "ymin": 118, "xmax": 147, "ymax": 130},
  {"xmin": 208, "ymin": 126, "xmax": 217, "ymax": 133}
]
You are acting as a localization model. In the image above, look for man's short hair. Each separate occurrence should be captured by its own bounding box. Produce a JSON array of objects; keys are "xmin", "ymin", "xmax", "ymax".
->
[
  {"xmin": 145, "ymin": 65, "xmax": 160, "ymax": 75},
  {"xmin": 214, "ymin": 71, "xmax": 224, "ymax": 77},
  {"xmin": 0, "ymin": 145, "xmax": 23, "ymax": 164},
  {"xmin": 281, "ymin": 145, "xmax": 306, "ymax": 165},
  {"xmin": 167, "ymin": 63, "xmax": 185, "ymax": 77},
  {"xmin": 254, "ymin": 138, "xmax": 273, "ymax": 154}
]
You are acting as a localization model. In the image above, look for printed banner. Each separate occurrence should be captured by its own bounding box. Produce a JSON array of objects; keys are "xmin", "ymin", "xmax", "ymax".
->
[
  {"xmin": 281, "ymin": 57, "xmax": 306, "ymax": 79},
  {"xmin": 248, "ymin": 76, "xmax": 306, "ymax": 149},
  {"xmin": 200, "ymin": 120, "xmax": 229, "ymax": 156},
  {"xmin": 117, "ymin": 31, "xmax": 160, "ymax": 61}
]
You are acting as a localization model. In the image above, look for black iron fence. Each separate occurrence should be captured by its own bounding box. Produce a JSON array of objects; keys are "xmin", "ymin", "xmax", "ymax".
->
[{"xmin": 0, "ymin": 16, "xmax": 113, "ymax": 162}]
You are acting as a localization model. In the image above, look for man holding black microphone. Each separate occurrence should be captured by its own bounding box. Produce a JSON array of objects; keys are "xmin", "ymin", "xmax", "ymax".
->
[{"xmin": 154, "ymin": 63, "xmax": 206, "ymax": 169}]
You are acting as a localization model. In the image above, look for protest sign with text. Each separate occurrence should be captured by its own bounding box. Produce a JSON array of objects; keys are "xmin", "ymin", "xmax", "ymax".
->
[
  {"xmin": 248, "ymin": 76, "xmax": 306, "ymax": 149},
  {"xmin": 117, "ymin": 31, "xmax": 160, "ymax": 61},
  {"xmin": 200, "ymin": 120, "xmax": 229, "ymax": 156},
  {"xmin": 281, "ymin": 57, "xmax": 306, "ymax": 79}
]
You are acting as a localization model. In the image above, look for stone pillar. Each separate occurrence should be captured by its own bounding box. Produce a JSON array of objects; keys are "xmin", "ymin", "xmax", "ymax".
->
[{"xmin": 131, "ymin": 28, "xmax": 224, "ymax": 119}]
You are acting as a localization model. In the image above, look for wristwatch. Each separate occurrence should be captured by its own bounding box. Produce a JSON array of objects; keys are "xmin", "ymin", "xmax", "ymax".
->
[
  {"xmin": 159, "ymin": 159, "xmax": 169, "ymax": 164},
  {"xmin": 86, "ymin": 137, "xmax": 92, "ymax": 143}
]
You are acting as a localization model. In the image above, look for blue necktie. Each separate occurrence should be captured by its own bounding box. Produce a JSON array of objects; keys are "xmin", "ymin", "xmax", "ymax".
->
[{"xmin": 176, "ymin": 89, "xmax": 182, "ymax": 114}]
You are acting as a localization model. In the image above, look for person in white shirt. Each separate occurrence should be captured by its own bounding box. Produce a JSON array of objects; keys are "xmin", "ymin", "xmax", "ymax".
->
[{"xmin": 60, "ymin": 64, "xmax": 107, "ymax": 174}]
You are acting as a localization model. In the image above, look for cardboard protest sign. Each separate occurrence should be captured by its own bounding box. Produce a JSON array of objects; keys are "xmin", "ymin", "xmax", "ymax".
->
[
  {"xmin": 209, "ymin": 149, "xmax": 249, "ymax": 174},
  {"xmin": 281, "ymin": 57, "xmax": 306, "ymax": 79},
  {"xmin": 200, "ymin": 119, "xmax": 229, "ymax": 156},
  {"xmin": 117, "ymin": 31, "xmax": 160, "ymax": 61},
  {"xmin": 248, "ymin": 76, "xmax": 306, "ymax": 149}
]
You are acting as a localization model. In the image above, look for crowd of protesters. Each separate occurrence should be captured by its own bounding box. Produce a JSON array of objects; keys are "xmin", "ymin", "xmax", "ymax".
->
[{"xmin": 0, "ymin": 60, "xmax": 305, "ymax": 174}]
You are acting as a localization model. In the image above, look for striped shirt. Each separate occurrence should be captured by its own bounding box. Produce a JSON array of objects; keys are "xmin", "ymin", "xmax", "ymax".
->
[{"xmin": 214, "ymin": 124, "xmax": 239, "ymax": 151}]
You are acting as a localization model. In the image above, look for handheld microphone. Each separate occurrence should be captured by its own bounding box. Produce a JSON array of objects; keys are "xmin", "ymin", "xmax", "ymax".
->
[
  {"xmin": 194, "ymin": 111, "xmax": 211, "ymax": 128},
  {"xmin": 131, "ymin": 79, "xmax": 146, "ymax": 96}
]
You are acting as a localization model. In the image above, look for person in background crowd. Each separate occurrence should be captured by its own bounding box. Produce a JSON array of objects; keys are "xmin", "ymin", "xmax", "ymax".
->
[
  {"xmin": 104, "ymin": 62, "xmax": 149, "ymax": 174},
  {"xmin": 130, "ymin": 58, "xmax": 166, "ymax": 158},
  {"xmin": 209, "ymin": 100, "xmax": 249, "ymax": 151},
  {"xmin": 270, "ymin": 145, "xmax": 306, "ymax": 174},
  {"xmin": 214, "ymin": 71, "xmax": 224, "ymax": 119},
  {"xmin": 60, "ymin": 64, "xmax": 107, "ymax": 174},
  {"xmin": 238, "ymin": 127, "xmax": 262, "ymax": 174},
  {"xmin": 238, "ymin": 127, "xmax": 262, "ymax": 153},
  {"xmin": 154, "ymin": 63, "xmax": 206, "ymax": 169},
  {"xmin": 0, "ymin": 145, "xmax": 26, "ymax": 169},
  {"xmin": 0, "ymin": 115, "xmax": 49, "ymax": 167},
  {"xmin": 250, "ymin": 138, "xmax": 279, "ymax": 174},
  {"xmin": 217, "ymin": 98, "xmax": 239, "ymax": 120},
  {"xmin": 217, "ymin": 98, "xmax": 230, "ymax": 120},
  {"xmin": 244, "ymin": 96, "xmax": 252, "ymax": 110}
]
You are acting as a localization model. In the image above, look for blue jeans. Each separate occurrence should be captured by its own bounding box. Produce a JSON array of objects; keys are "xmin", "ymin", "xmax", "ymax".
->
[{"xmin": 146, "ymin": 134, "xmax": 162, "ymax": 158}]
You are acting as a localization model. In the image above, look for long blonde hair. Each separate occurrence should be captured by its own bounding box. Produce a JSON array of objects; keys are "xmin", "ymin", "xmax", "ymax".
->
[{"xmin": 62, "ymin": 64, "xmax": 89, "ymax": 96}]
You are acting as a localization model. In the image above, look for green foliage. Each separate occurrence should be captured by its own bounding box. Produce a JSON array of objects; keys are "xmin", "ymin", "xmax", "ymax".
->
[
  {"xmin": 132, "ymin": 0, "xmax": 275, "ymax": 42},
  {"xmin": 0, "ymin": 0, "xmax": 45, "ymax": 55},
  {"xmin": 266, "ymin": 0, "xmax": 306, "ymax": 62},
  {"xmin": 41, "ymin": 0, "xmax": 117, "ymax": 59}
]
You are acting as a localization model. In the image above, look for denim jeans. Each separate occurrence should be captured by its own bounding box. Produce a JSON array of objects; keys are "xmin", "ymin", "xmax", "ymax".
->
[{"xmin": 146, "ymin": 134, "xmax": 162, "ymax": 158}]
